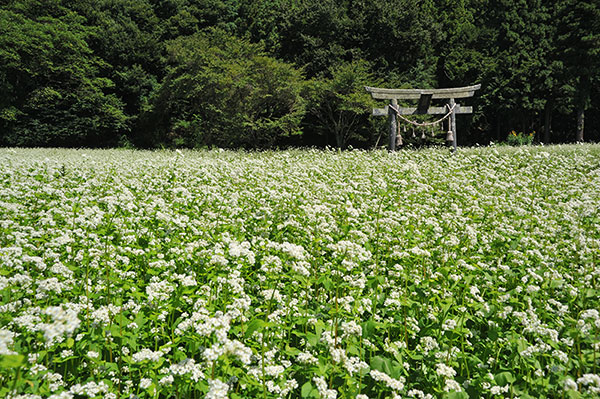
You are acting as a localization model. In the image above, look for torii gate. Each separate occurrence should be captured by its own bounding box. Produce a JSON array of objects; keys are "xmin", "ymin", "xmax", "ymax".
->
[{"xmin": 365, "ymin": 84, "xmax": 481, "ymax": 151}]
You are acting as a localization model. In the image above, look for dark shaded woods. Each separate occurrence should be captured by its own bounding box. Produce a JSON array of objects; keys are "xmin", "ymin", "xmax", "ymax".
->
[{"xmin": 1, "ymin": 0, "xmax": 598, "ymax": 149}]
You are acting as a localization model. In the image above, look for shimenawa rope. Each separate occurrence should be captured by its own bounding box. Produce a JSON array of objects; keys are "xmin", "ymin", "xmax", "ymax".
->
[{"xmin": 389, "ymin": 103, "xmax": 456, "ymax": 127}]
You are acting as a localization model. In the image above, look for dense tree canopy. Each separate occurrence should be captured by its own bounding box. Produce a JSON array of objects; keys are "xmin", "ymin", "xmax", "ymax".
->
[
  {"xmin": 0, "ymin": 0, "xmax": 598, "ymax": 148},
  {"xmin": 0, "ymin": 6, "xmax": 127, "ymax": 146},
  {"xmin": 143, "ymin": 29, "xmax": 305, "ymax": 148}
]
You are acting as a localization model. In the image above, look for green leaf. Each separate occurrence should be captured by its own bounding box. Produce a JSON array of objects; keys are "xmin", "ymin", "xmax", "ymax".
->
[
  {"xmin": 363, "ymin": 319, "xmax": 376, "ymax": 337},
  {"xmin": 284, "ymin": 345, "xmax": 300, "ymax": 356},
  {"xmin": 66, "ymin": 337, "xmax": 74, "ymax": 348},
  {"xmin": 314, "ymin": 320, "xmax": 325, "ymax": 337},
  {"xmin": 306, "ymin": 332, "xmax": 319, "ymax": 346},
  {"xmin": 347, "ymin": 344, "xmax": 360, "ymax": 355},
  {"xmin": 301, "ymin": 381, "xmax": 313, "ymax": 398},
  {"xmin": 0, "ymin": 354, "xmax": 25, "ymax": 368},
  {"xmin": 134, "ymin": 312, "xmax": 146, "ymax": 329},
  {"xmin": 110, "ymin": 324, "xmax": 123, "ymax": 338},
  {"xmin": 444, "ymin": 392, "xmax": 469, "ymax": 399},
  {"xmin": 103, "ymin": 362, "xmax": 119, "ymax": 372},
  {"xmin": 152, "ymin": 357, "xmax": 165, "ymax": 369},
  {"xmin": 245, "ymin": 318, "xmax": 267, "ymax": 338},
  {"xmin": 371, "ymin": 356, "xmax": 394, "ymax": 376},
  {"xmin": 495, "ymin": 371, "xmax": 516, "ymax": 385}
]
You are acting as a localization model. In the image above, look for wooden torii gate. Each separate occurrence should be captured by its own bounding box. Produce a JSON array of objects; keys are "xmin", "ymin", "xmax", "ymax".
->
[{"xmin": 365, "ymin": 84, "xmax": 481, "ymax": 151}]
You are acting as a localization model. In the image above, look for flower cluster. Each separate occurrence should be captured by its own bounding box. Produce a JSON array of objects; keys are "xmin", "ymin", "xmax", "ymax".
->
[{"xmin": 1, "ymin": 146, "xmax": 599, "ymax": 398}]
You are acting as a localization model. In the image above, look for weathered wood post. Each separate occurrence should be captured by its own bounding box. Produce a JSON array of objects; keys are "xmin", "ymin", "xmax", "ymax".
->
[
  {"xmin": 389, "ymin": 99, "xmax": 398, "ymax": 151},
  {"xmin": 450, "ymin": 98, "xmax": 457, "ymax": 151}
]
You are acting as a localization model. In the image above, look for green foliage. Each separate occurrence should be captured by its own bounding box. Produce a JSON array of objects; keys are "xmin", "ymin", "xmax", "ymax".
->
[
  {"xmin": 0, "ymin": 7, "xmax": 127, "ymax": 147},
  {"xmin": 505, "ymin": 130, "xmax": 535, "ymax": 146},
  {"xmin": 152, "ymin": 0, "xmax": 240, "ymax": 39},
  {"xmin": 359, "ymin": 0, "xmax": 440, "ymax": 84},
  {"xmin": 72, "ymin": 0, "xmax": 162, "ymax": 128},
  {"xmin": 0, "ymin": 0, "xmax": 599, "ymax": 147},
  {"xmin": 556, "ymin": 0, "xmax": 600, "ymax": 140},
  {"xmin": 147, "ymin": 29, "xmax": 305, "ymax": 148},
  {"xmin": 245, "ymin": 0, "xmax": 441, "ymax": 83},
  {"xmin": 470, "ymin": 1, "xmax": 553, "ymax": 134},
  {"xmin": 304, "ymin": 61, "xmax": 377, "ymax": 148},
  {"xmin": 274, "ymin": 0, "xmax": 355, "ymax": 77}
]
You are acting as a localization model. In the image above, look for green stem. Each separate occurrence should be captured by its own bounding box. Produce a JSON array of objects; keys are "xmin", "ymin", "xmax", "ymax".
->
[
  {"xmin": 578, "ymin": 336, "xmax": 582, "ymax": 378},
  {"xmin": 11, "ymin": 367, "xmax": 21, "ymax": 393},
  {"xmin": 85, "ymin": 261, "xmax": 90, "ymax": 330},
  {"xmin": 334, "ymin": 284, "xmax": 339, "ymax": 347},
  {"xmin": 118, "ymin": 307, "xmax": 123, "ymax": 399},
  {"xmin": 261, "ymin": 332, "xmax": 266, "ymax": 399}
]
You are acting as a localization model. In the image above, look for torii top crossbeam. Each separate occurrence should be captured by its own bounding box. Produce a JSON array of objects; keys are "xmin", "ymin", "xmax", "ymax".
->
[
  {"xmin": 365, "ymin": 84, "xmax": 481, "ymax": 100},
  {"xmin": 365, "ymin": 84, "xmax": 481, "ymax": 151}
]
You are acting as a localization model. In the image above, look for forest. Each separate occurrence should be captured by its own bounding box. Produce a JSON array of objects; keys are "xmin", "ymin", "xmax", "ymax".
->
[{"xmin": 1, "ymin": 0, "xmax": 599, "ymax": 149}]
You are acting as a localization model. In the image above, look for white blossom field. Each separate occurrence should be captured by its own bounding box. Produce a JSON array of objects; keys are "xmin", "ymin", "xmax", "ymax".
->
[{"xmin": 1, "ymin": 145, "xmax": 600, "ymax": 399}]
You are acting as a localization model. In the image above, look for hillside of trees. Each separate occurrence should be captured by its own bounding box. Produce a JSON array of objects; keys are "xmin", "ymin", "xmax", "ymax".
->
[{"xmin": 1, "ymin": 0, "xmax": 599, "ymax": 149}]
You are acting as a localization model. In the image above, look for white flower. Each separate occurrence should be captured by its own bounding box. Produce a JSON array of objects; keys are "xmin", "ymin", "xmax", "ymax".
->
[
  {"xmin": 222, "ymin": 339, "xmax": 252, "ymax": 364},
  {"xmin": 313, "ymin": 376, "xmax": 337, "ymax": 399},
  {"xmin": 60, "ymin": 349, "xmax": 73, "ymax": 358},
  {"xmin": 443, "ymin": 379, "xmax": 462, "ymax": 392},
  {"xmin": 564, "ymin": 377, "xmax": 578, "ymax": 391},
  {"xmin": 297, "ymin": 351, "xmax": 318, "ymax": 365},
  {"xmin": 49, "ymin": 392, "xmax": 74, "ymax": 399},
  {"xmin": 344, "ymin": 356, "xmax": 369, "ymax": 376},
  {"xmin": 341, "ymin": 320, "xmax": 362, "ymax": 337},
  {"xmin": 139, "ymin": 378, "xmax": 152, "ymax": 389},
  {"xmin": 436, "ymin": 363, "xmax": 457, "ymax": 378},
  {"xmin": 279, "ymin": 242, "xmax": 306, "ymax": 260},
  {"xmin": 0, "ymin": 328, "xmax": 17, "ymax": 355},
  {"xmin": 490, "ymin": 385, "xmax": 509, "ymax": 395},
  {"xmin": 146, "ymin": 279, "xmax": 174, "ymax": 303},
  {"xmin": 169, "ymin": 358, "xmax": 205, "ymax": 382},
  {"xmin": 159, "ymin": 375, "xmax": 174, "ymax": 386},
  {"xmin": 39, "ymin": 306, "xmax": 80, "ymax": 347},
  {"xmin": 442, "ymin": 319, "xmax": 457, "ymax": 331},
  {"xmin": 419, "ymin": 336, "xmax": 439, "ymax": 354},
  {"xmin": 132, "ymin": 348, "xmax": 164, "ymax": 363},
  {"xmin": 370, "ymin": 370, "xmax": 405, "ymax": 391},
  {"xmin": 577, "ymin": 374, "xmax": 600, "ymax": 393},
  {"xmin": 206, "ymin": 379, "xmax": 229, "ymax": 399},
  {"xmin": 70, "ymin": 381, "xmax": 109, "ymax": 397},
  {"xmin": 86, "ymin": 351, "xmax": 99, "ymax": 359}
]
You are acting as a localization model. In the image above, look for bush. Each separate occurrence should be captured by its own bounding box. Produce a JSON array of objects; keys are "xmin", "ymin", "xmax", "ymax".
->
[
  {"xmin": 147, "ymin": 29, "xmax": 306, "ymax": 149},
  {"xmin": 506, "ymin": 130, "xmax": 535, "ymax": 146}
]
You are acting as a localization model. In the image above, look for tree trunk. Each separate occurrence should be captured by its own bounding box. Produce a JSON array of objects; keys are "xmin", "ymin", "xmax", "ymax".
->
[
  {"xmin": 575, "ymin": 76, "xmax": 590, "ymax": 143},
  {"xmin": 544, "ymin": 100, "xmax": 553, "ymax": 144},
  {"xmin": 576, "ymin": 107, "xmax": 584, "ymax": 142},
  {"xmin": 496, "ymin": 114, "xmax": 501, "ymax": 143},
  {"xmin": 335, "ymin": 130, "xmax": 345, "ymax": 148}
]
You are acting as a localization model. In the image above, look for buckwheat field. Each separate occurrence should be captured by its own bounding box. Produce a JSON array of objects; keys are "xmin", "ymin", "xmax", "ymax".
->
[{"xmin": 1, "ymin": 145, "xmax": 600, "ymax": 399}]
